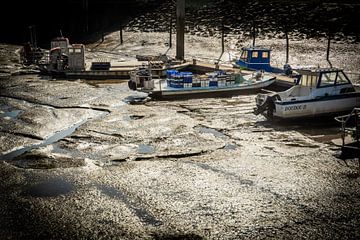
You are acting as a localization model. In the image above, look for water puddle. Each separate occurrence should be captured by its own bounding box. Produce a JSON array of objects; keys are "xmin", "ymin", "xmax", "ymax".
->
[
  {"xmin": 224, "ymin": 143, "xmax": 237, "ymax": 150},
  {"xmin": 22, "ymin": 178, "xmax": 74, "ymax": 198},
  {"xmin": 1, "ymin": 109, "xmax": 22, "ymax": 119},
  {"xmin": 1, "ymin": 112, "xmax": 106, "ymax": 161},
  {"xmin": 137, "ymin": 144, "xmax": 155, "ymax": 154},
  {"xmin": 129, "ymin": 115, "xmax": 145, "ymax": 120},
  {"xmin": 123, "ymin": 95, "xmax": 149, "ymax": 105},
  {"xmin": 123, "ymin": 115, "xmax": 145, "ymax": 121},
  {"xmin": 196, "ymin": 126, "xmax": 227, "ymax": 139},
  {"xmin": 96, "ymin": 184, "xmax": 162, "ymax": 226},
  {"xmin": 0, "ymin": 104, "xmax": 22, "ymax": 119}
]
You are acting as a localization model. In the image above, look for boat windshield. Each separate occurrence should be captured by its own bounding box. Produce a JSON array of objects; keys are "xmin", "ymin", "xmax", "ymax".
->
[
  {"xmin": 319, "ymin": 71, "xmax": 351, "ymax": 87},
  {"xmin": 319, "ymin": 72, "xmax": 337, "ymax": 87},
  {"xmin": 336, "ymin": 71, "xmax": 351, "ymax": 85}
]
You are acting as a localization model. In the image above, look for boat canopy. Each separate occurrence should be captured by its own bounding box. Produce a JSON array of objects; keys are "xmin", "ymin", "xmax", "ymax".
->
[{"xmin": 295, "ymin": 68, "xmax": 351, "ymax": 88}]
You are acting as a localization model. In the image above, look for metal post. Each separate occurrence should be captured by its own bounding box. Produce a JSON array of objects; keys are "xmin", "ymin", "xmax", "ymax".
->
[
  {"xmin": 120, "ymin": 25, "xmax": 123, "ymax": 44},
  {"xmin": 252, "ymin": 22, "xmax": 256, "ymax": 47},
  {"xmin": 326, "ymin": 33, "xmax": 332, "ymax": 67},
  {"xmin": 221, "ymin": 21, "xmax": 225, "ymax": 53},
  {"xmin": 169, "ymin": 13, "xmax": 172, "ymax": 48},
  {"xmin": 29, "ymin": 26, "xmax": 34, "ymax": 47},
  {"xmin": 176, "ymin": 0, "xmax": 185, "ymax": 60},
  {"xmin": 285, "ymin": 30, "xmax": 289, "ymax": 64}
]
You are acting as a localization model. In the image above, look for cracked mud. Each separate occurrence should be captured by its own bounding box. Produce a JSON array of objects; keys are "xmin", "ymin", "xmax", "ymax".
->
[{"xmin": 0, "ymin": 37, "xmax": 359, "ymax": 240}]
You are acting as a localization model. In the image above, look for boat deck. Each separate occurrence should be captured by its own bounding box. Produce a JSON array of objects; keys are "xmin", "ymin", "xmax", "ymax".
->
[{"xmin": 142, "ymin": 74, "xmax": 276, "ymax": 100}]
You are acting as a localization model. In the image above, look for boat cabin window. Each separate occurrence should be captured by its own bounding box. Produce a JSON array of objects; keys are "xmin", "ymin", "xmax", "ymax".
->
[
  {"xmin": 252, "ymin": 51, "xmax": 258, "ymax": 58},
  {"xmin": 319, "ymin": 72, "xmax": 336, "ymax": 87},
  {"xmin": 241, "ymin": 50, "xmax": 248, "ymax": 60},
  {"xmin": 336, "ymin": 71, "xmax": 350, "ymax": 85},
  {"xmin": 299, "ymin": 75, "xmax": 317, "ymax": 87},
  {"xmin": 262, "ymin": 52, "xmax": 268, "ymax": 58},
  {"xmin": 75, "ymin": 48, "xmax": 82, "ymax": 53}
]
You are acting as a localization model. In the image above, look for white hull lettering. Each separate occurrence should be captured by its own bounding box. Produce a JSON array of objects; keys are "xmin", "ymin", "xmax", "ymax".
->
[{"xmin": 284, "ymin": 105, "xmax": 307, "ymax": 111}]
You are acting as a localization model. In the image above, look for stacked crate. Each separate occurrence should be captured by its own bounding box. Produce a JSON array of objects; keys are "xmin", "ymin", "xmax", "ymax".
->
[
  {"xmin": 182, "ymin": 72, "xmax": 193, "ymax": 88},
  {"xmin": 192, "ymin": 77, "xmax": 201, "ymax": 88},
  {"xmin": 149, "ymin": 61, "xmax": 164, "ymax": 70},
  {"xmin": 172, "ymin": 72, "xmax": 184, "ymax": 88},
  {"xmin": 201, "ymin": 78, "xmax": 210, "ymax": 87},
  {"xmin": 208, "ymin": 73, "xmax": 218, "ymax": 87},
  {"xmin": 166, "ymin": 70, "xmax": 193, "ymax": 89}
]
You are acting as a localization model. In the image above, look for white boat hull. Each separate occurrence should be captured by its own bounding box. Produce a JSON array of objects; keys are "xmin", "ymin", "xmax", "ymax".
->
[
  {"xmin": 149, "ymin": 77, "xmax": 275, "ymax": 99},
  {"xmin": 273, "ymin": 93, "xmax": 360, "ymax": 119}
]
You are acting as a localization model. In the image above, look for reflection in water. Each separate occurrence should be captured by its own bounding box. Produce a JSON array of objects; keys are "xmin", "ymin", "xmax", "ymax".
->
[
  {"xmin": 22, "ymin": 178, "xmax": 74, "ymax": 198},
  {"xmin": 1, "ymin": 111, "xmax": 107, "ymax": 161},
  {"xmin": 1, "ymin": 109, "xmax": 22, "ymax": 119},
  {"xmin": 137, "ymin": 144, "xmax": 155, "ymax": 154}
]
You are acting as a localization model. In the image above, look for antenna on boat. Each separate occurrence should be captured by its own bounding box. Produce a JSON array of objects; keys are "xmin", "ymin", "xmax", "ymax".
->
[{"xmin": 60, "ymin": 29, "xmax": 63, "ymax": 38}]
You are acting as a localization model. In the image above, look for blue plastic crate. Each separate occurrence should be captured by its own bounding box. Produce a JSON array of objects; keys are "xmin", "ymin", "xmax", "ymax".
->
[
  {"xmin": 209, "ymin": 81, "xmax": 218, "ymax": 87},
  {"xmin": 166, "ymin": 70, "xmax": 178, "ymax": 78}
]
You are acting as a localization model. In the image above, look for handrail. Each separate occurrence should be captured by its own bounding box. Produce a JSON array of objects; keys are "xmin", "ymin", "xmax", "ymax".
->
[
  {"xmin": 335, "ymin": 107, "xmax": 360, "ymax": 123},
  {"xmin": 335, "ymin": 108, "xmax": 360, "ymax": 147}
]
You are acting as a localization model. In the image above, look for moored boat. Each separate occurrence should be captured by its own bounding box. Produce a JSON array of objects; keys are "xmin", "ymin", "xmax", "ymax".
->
[
  {"xmin": 128, "ymin": 69, "xmax": 276, "ymax": 100},
  {"xmin": 234, "ymin": 46, "xmax": 293, "ymax": 75},
  {"xmin": 254, "ymin": 67, "xmax": 360, "ymax": 120},
  {"xmin": 38, "ymin": 37, "xmax": 166, "ymax": 80}
]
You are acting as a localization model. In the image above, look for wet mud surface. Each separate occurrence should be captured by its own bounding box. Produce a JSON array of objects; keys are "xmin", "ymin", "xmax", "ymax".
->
[{"xmin": 1, "ymin": 39, "xmax": 360, "ymax": 239}]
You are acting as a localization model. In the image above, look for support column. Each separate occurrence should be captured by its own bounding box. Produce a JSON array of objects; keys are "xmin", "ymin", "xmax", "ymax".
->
[{"xmin": 176, "ymin": 0, "xmax": 185, "ymax": 60}]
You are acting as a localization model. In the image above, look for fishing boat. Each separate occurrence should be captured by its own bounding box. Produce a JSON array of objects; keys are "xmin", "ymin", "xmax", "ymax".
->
[
  {"xmin": 234, "ymin": 46, "xmax": 292, "ymax": 75},
  {"xmin": 253, "ymin": 67, "xmax": 360, "ymax": 120},
  {"xmin": 38, "ymin": 37, "xmax": 166, "ymax": 79},
  {"xmin": 128, "ymin": 68, "xmax": 276, "ymax": 100}
]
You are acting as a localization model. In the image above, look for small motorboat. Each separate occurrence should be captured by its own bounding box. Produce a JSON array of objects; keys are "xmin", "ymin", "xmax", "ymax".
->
[
  {"xmin": 128, "ymin": 68, "xmax": 276, "ymax": 100},
  {"xmin": 254, "ymin": 67, "xmax": 360, "ymax": 120},
  {"xmin": 233, "ymin": 46, "xmax": 293, "ymax": 75}
]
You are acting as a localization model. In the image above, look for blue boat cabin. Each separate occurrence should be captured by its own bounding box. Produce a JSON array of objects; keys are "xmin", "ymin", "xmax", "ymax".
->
[{"xmin": 235, "ymin": 47, "xmax": 274, "ymax": 72}]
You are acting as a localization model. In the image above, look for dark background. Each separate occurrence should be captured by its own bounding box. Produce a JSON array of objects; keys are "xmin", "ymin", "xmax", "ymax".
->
[
  {"xmin": 0, "ymin": 0, "xmax": 359, "ymax": 46},
  {"xmin": 0, "ymin": 0, "xmax": 166, "ymax": 45}
]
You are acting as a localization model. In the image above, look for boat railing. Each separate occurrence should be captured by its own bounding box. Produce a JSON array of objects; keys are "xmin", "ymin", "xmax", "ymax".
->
[{"xmin": 335, "ymin": 107, "xmax": 360, "ymax": 147}]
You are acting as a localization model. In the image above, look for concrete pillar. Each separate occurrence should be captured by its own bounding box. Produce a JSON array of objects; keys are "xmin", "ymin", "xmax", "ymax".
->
[{"xmin": 176, "ymin": 0, "xmax": 185, "ymax": 60}]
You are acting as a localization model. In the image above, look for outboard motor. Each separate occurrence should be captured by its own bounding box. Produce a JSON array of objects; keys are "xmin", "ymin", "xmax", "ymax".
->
[
  {"xmin": 283, "ymin": 63, "xmax": 292, "ymax": 76},
  {"xmin": 128, "ymin": 80, "xmax": 137, "ymax": 91},
  {"xmin": 253, "ymin": 93, "xmax": 280, "ymax": 119}
]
